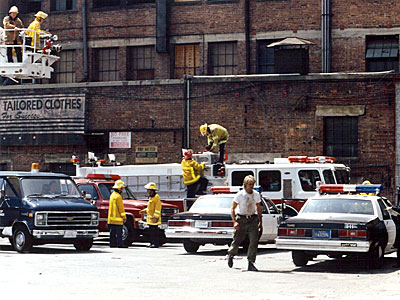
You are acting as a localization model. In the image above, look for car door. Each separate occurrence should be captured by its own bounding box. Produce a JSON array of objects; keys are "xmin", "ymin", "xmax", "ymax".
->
[
  {"xmin": 377, "ymin": 198, "xmax": 396, "ymax": 252},
  {"xmin": 0, "ymin": 177, "xmax": 21, "ymax": 228},
  {"xmin": 260, "ymin": 198, "xmax": 280, "ymax": 242}
]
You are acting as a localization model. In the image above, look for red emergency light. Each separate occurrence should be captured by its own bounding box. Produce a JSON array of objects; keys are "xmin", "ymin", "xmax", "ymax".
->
[
  {"xmin": 86, "ymin": 174, "xmax": 121, "ymax": 180},
  {"xmin": 211, "ymin": 186, "xmax": 240, "ymax": 194},
  {"xmin": 288, "ymin": 156, "xmax": 336, "ymax": 163}
]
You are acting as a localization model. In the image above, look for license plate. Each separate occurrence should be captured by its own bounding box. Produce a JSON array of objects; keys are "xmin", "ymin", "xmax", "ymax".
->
[
  {"xmin": 195, "ymin": 220, "xmax": 209, "ymax": 228},
  {"xmin": 64, "ymin": 230, "xmax": 77, "ymax": 238},
  {"xmin": 313, "ymin": 229, "xmax": 331, "ymax": 239}
]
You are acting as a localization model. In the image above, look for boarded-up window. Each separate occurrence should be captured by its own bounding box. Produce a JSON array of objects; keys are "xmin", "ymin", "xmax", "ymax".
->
[{"xmin": 174, "ymin": 44, "xmax": 200, "ymax": 79}]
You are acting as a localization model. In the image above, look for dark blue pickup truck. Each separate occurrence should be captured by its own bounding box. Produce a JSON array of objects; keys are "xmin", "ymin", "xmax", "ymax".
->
[{"xmin": 0, "ymin": 171, "xmax": 99, "ymax": 252}]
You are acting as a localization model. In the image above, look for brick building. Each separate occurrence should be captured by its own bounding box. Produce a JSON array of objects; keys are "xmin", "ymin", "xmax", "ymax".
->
[{"xmin": 0, "ymin": 0, "xmax": 399, "ymax": 200}]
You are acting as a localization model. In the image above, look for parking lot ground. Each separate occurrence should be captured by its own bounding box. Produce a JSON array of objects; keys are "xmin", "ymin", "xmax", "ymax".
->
[{"xmin": 1, "ymin": 236, "xmax": 400, "ymax": 300}]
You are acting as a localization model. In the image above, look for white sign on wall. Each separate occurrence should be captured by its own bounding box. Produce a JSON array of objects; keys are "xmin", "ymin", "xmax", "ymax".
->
[{"xmin": 109, "ymin": 132, "xmax": 131, "ymax": 149}]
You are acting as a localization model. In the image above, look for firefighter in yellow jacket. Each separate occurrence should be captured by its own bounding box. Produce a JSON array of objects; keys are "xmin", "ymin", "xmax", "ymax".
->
[
  {"xmin": 26, "ymin": 11, "xmax": 49, "ymax": 49},
  {"xmin": 200, "ymin": 123, "xmax": 229, "ymax": 164},
  {"xmin": 107, "ymin": 180, "xmax": 127, "ymax": 248},
  {"xmin": 140, "ymin": 182, "xmax": 162, "ymax": 248},
  {"xmin": 181, "ymin": 149, "xmax": 208, "ymax": 198}
]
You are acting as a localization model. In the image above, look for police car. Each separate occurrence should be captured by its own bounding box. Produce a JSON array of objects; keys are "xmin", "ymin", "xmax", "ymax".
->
[{"xmin": 275, "ymin": 184, "xmax": 398, "ymax": 268}]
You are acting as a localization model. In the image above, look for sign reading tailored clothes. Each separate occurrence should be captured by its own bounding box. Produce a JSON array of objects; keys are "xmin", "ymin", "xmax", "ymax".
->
[{"xmin": 0, "ymin": 94, "xmax": 86, "ymax": 135}]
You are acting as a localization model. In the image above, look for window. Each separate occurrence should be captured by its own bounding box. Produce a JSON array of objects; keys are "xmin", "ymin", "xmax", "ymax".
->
[
  {"xmin": 174, "ymin": 44, "xmax": 200, "ymax": 79},
  {"xmin": 51, "ymin": 50, "xmax": 76, "ymax": 83},
  {"xmin": 127, "ymin": 0, "xmax": 155, "ymax": 4},
  {"xmin": 259, "ymin": 171, "xmax": 281, "ymax": 192},
  {"xmin": 366, "ymin": 35, "xmax": 399, "ymax": 72},
  {"xmin": 257, "ymin": 40, "xmax": 278, "ymax": 74},
  {"xmin": 324, "ymin": 117, "xmax": 358, "ymax": 157},
  {"xmin": 335, "ymin": 169, "xmax": 350, "ymax": 184},
  {"xmin": 298, "ymin": 170, "xmax": 321, "ymax": 191},
  {"xmin": 208, "ymin": 42, "xmax": 237, "ymax": 75},
  {"xmin": 93, "ymin": 0, "xmax": 120, "ymax": 8},
  {"xmin": 20, "ymin": 0, "xmax": 42, "ymax": 13},
  {"xmin": 127, "ymin": 46, "xmax": 154, "ymax": 80},
  {"xmin": 50, "ymin": 0, "xmax": 76, "ymax": 11},
  {"xmin": 377, "ymin": 199, "xmax": 391, "ymax": 220},
  {"xmin": 323, "ymin": 170, "xmax": 335, "ymax": 184},
  {"xmin": 94, "ymin": 48, "xmax": 119, "ymax": 81},
  {"xmin": 231, "ymin": 171, "xmax": 254, "ymax": 186},
  {"xmin": 78, "ymin": 185, "xmax": 99, "ymax": 200}
]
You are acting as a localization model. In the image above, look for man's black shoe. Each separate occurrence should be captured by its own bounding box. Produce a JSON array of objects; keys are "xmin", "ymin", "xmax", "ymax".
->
[
  {"xmin": 248, "ymin": 262, "xmax": 258, "ymax": 272},
  {"xmin": 228, "ymin": 255, "xmax": 233, "ymax": 268},
  {"xmin": 118, "ymin": 245, "xmax": 128, "ymax": 248}
]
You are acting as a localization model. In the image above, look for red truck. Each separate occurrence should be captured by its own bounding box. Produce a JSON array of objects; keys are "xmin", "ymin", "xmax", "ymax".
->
[{"xmin": 74, "ymin": 174, "xmax": 180, "ymax": 246}]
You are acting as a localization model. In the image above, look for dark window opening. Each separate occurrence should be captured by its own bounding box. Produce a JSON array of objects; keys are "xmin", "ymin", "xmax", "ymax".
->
[
  {"xmin": 324, "ymin": 117, "xmax": 358, "ymax": 158},
  {"xmin": 51, "ymin": 0, "xmax": 76, "ymax": 11},
  {"xmin": 259, "ymin": 171, "xmax": 281, "ymax": 191},
  {"xmin": 257, "ymin": 39, "xmax": 278, "ymax": 74},
  {"xmin": 208, "ymin": 42, "xmax": 237, "ymax": 75},
  {"xmin": 94, "ymin": 48, "xmax": 119, "ymax": 81},
  {"xmin": 231, "ymin": 171, "xmax": 254, "ymax": 186},
  {"xmin": 298, "ymin": 170, "xmax": 321, "ymax": 191},
  {"xmin": 127, "ymin": 46, "xmax": 155, "ymax": 80},
  {"xmin": 366, "ymin": 35, "xmax": 399, "ymax": 72}
]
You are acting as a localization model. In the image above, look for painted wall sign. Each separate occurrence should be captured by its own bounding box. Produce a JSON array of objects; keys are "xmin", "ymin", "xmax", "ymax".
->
[
  {"xmin": 0, "ymin": 94, "xmax": 86, "ymax": 134},
  {"xmin": 109, "ymin": 132, "xmax": 131, "ymax": 149}
]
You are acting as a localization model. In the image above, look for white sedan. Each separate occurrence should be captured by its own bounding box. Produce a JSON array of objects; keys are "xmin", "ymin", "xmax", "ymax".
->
[{"xmin": 165, "ymin": 194, "xmax": 281, "ymax": 253}]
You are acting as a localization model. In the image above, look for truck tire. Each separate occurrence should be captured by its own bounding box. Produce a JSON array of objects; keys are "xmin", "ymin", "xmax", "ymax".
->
[
  {"xmin": 368, "ymin": 244, "xmax": 384, "ymax": 269},
  {"xmin": 183, "ymin": 240, "xmax": 200, "ymax": 253},
  {"xmin": 74, "ymin": 238, "xmax": 93, "ymax": 251},
  {"xmin": 122, "ymin": 218, "xmax": 137, "ymax": 246},
  {"xmin": 13, "ymin": 225, "xmax": 33, "ymax": 253},
  {"xmin": 292, "ymin": 250, "xmax": 309, "ymax": 267}
]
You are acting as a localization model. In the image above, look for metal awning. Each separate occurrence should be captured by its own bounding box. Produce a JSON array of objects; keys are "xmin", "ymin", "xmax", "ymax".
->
[{"xmin": 267, "ymin": 38, "xmax": 314, "ymax": 48}]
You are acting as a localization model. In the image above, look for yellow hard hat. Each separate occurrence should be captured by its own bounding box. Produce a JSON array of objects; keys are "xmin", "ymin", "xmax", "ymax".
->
[
  {"xmin": 200, "ymin": 123, "xmax": 208, "ymax": 136},
  {"xmin": 144, "ymin": 182, "xmax": 158, "ymax": 190},
  {"xmin": 35, "ymin": 11, "xmax": 48, "ymax": 19},
  {"xmin": 9, "ymin": 6, "xmax": 19, "ymax": 14},
  {"xmin": 362, "ymin": 180, "xmax": 371, "ymax": 185},
  {"xmin": 112, "ymin": 180, "xmax": 126, "ymax": 190}
]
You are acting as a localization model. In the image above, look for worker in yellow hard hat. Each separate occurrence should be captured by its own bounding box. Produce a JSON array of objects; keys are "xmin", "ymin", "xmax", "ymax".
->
[
  {"xmin": 200, "ymin": 123, "xmax": 229, "ymax": 165},
  {"xmin": 3, "ymin": 6, "xmax": 24, "ymax": 62},
  {"xmin": 107, "ymin": 179, "xmax": 128, "ymax": 248},
  {"xmin": 140, "ymin": 182, "xmax": 162, "ymax": 248},
  {"xmin": 181, "ymin": 149, "xmax": 208, "ymax": 198},
  {"xmin": 360, "ymin": 180, "xmax": 375, "ymax": 196},
  {"xmin": 26, "ymin": 11, "xmax": 49, "ymax": 49}
]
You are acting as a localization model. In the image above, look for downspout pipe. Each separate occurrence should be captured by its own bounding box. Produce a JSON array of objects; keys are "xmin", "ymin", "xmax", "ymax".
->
[
  {"xmin": 82, "ymin": 0, "xmax": 89, "ymax": 81},
  {"xmin": 245, "ymin": 0, "xmax": 251, "ymax": 74},
  {"xmin": 183, "ymin": 75, "xmax": 193, "ymax": 148},
  {"xmin": 321, "ymin": 0, "xmax": 331, "ymax": 73}
]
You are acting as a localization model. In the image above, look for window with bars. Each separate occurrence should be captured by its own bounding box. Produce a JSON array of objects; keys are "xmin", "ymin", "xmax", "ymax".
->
[
  {"xmin": 127, "ymin": 46, "xmax": 155, "ymax": 80},
  {"xmin": 257, "ymin": 39, "xmax": 279, "ymax": 74},
  {"xmin": 324, "ymin": 117, "xmax": 358, "ymax": 158},
  {"xmin": 208, "ymin": 42, "xmax": 237, "ymax": 75},
  {"xmin": 174, "ymin": 44, "xmax": 200, "ymax": 79},
  {"xmin": 93, "ymin": 0, "xmax": 120, "ymax": 8},
  {"xmin": 50, "ymin": 0, "xmax": 76, "ymax": 11},
  {"xmin": 94, "ymin": 48, "xmax": 119, "ymax": 81},
  {"xmin": 51, "ymin": 50, "xmax": 76, "ymax": 83},
  {"xmin": 366, "ymin": 35, "xmax": 399, "ymax": 72}
]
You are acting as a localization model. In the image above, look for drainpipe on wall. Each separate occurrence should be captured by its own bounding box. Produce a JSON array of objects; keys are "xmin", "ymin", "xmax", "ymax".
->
[
  {"xmin": 321, "ymin": 0, "xmax": 331, "ymax": 72},
  {"xmin": 396, "ymin": 84, "xmax": 400, "ymax": 205},
  {"xmin": 82, "ymin": 0, "xmax": 89, "ymax": 81},
  {"xmin": 183, "ymin": 75, "xmax": 193, "ymax": 148},
  {"xmin": 244, "ymin": 0, "xmax": 251, "ymax": 74}
]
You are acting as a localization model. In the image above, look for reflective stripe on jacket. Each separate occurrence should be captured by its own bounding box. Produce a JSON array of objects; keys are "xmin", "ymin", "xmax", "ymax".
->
[
  {"xmin": 181, "ymin": 159, "xmax": 205, "ymax": 185},
  {"xmin": 108, "ymin": 191, "xmax": 127, "ymax": 225},
  {"xmin": 146, "ymin": 194, "xmax": 162, "ymax": 225},
  {"xmin": 207, "ymin": 124, "xmax": 229, "ymax": 150}
]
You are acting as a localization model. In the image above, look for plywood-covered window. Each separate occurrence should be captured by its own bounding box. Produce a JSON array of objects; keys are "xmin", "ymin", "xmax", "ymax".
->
[{"xmin": 174, "ymin": 44, "xmax": 200, "ymax": 79}]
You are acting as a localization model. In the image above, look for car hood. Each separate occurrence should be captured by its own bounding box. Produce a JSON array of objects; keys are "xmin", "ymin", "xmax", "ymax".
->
[
  {"xmin": 287, "ymin": 213, "xmax": 377, "ymax": 224},
  {"xmin": 23, "ymin": 197, "xmax": 97, "ymax": 211},
  {"xmin": 169, "ymin": 211, "xmax": 231, "ymax": 220}
]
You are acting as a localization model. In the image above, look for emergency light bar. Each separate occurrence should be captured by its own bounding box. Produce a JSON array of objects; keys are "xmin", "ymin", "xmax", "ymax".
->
[
  {"xmin": 211, "ymin": 186, "xmax": 263, "ymax": 194},
  {"xmin": 288, "ymin": 156, "xmax": 336, "ymax": 163},
  {"xmin": 318, "ymin": 184, "xmax": 382, "ymax": 195},
  {"xmin": 87, "ymin": 174, "xmax": 121, "ymax": 180}
]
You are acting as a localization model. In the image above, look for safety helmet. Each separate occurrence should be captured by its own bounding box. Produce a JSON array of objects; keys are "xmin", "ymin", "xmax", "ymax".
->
[
  {"xmin": 200, "ymin": 123, "xmax": 208, "ymax": 136},
  {"xmin": 144, "ymin": 182, "xmax": 158, "ymax": 190},
  {"xmin": 183, "ymin": 149, "xmax": 193, "ymax": 160},
  {"xmin": 362, "ymin": 180, "xmax": 371, "ymax": 185},
  {"xmin": 35, "ymin": 11, "xmax": 48, "ymax": 19},
  {"xmin": 9, "ymin": 6, "xmax": 19, "ymax": 14},
  {"xmin": 112, "ymin": 179, "xmax": 126, "ymax": 190}
]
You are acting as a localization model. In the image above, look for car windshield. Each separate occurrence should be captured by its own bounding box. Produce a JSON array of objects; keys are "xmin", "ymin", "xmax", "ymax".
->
[
  {"xmin": 98, "ymin": 183, "xmax": 136, "ymax": 200},
  {"xmin": 21, "ymin": 177, "xmax": 81, "ymax": 197},
  {"xmin": 302, "ymin": 198, "xmax": 374, "ymax": 215},
  {"xmin": 190, "ymin": 196, "xmax": 234, "ymax": 212}
]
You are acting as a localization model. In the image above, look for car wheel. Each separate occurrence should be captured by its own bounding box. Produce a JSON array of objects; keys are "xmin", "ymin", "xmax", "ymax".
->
[
  {"xmin": 13, "ymin": 226, "xmax": 33, "ymax": 253},
  {"xmin": 368, "ymin": 244, "xmax": 384, "ymax": 269},
  {"xmin": 73, "ymin": 238, "xmax": 93, "ymax": 251},
  {"xmin": 122, "ymin": 219, "xmax": 137, "ymax": 246},
  {"xmin": 292, "ymin": 250, "xmax": 309, "ymax": 267},
  {"xmin": 183, "ymin": 240, "xmax": 200, "ymax": 253}
]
